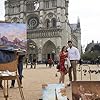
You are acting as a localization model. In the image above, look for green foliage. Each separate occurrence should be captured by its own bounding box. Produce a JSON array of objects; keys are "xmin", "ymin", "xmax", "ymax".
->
[
  {"xmin": 82, "ymin": 51, "xmax": 100, "ymax": 61},
  {"xmin": 94, "ymin": 44, "xmax": 100, "ymax": 51},
  {"xmin": 82, "ymin": 44, "xmax": 100, "ymax": 60}
]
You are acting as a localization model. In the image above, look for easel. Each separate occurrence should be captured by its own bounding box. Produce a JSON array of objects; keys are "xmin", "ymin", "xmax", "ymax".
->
[{"xmin": 0, "ymin": 56, "xmax": 25, "ymax": 100}]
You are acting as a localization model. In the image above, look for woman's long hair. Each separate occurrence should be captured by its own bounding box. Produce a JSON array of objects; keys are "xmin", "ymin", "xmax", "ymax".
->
[{"xmin": 61, "ymin": 46, "xmax": 66, "ymax": 52}]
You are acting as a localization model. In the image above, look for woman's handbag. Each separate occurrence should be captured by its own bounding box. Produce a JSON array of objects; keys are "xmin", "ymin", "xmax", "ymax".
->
[{"xmin": 64, "ymin": 58, "xmax": 71, "ymax": 68}]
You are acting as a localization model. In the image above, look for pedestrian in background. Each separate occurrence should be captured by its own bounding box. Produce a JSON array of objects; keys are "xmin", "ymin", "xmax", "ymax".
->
[
  {"xmin": 10, "ymin": 49, "xmax": 26, "ymax": 88},
  {"xmin": 45, "ymin": 59, "xmax": 48, "ymax": 67},
  {"xmin": 29, "ymin": 54, "xmax": 33, "ymax": 68}
]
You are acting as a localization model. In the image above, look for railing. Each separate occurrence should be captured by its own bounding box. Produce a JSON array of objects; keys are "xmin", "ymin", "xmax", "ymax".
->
[{"xmin": 27, "ymin": 28, "xmax": 62, "ymax": 38}]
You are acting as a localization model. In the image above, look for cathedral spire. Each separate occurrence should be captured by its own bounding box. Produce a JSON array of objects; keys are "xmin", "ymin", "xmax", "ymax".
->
[{"xmin": 77, "ymin": 17, "xmax": 80, "ymax": 28}]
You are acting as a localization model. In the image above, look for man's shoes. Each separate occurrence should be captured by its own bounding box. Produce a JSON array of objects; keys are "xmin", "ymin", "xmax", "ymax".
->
[
  {"xmin": 55, "ymin": 73, "xmax": 58, "ymax": 77},
  {"xmin": 20, "ymin": 84, "xmax": 23, "ymax": 88},
  {"xmin": 67, "ymin": 81, "xmax": 71, "ymax": 87},
  {"xmin": 67, "ymin": 83, "xmax": 70, "ymax": 87}
]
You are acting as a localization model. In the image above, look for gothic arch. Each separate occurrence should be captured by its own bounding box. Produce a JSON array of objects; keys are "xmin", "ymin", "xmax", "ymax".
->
[
  {"xmin": 11, "ymin": 17, "xmax": 20, "ymax": 23},
  {"xmin": 51, "ymin": 18, "xmax": 57, "ymax": 28},
  {"xmin": 42, "ymin": 40, "xmax": 56, "ymax": 61},
  {"xmin": 44, "ymin": 12, "xmax": 57, "ymax": 28},
  {"xmin": 44, "ymin": 12, "xmax": 57, "ymax": 20},
  {"xmin": 45, "ymin": 19, "xmax": 50, "ymax": 28}
]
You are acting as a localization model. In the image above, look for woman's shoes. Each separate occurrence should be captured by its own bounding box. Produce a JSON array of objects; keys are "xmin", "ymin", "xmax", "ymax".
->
[{"xmin": 20, "ymin": 84, "xmax": 23, "ymax": 88}]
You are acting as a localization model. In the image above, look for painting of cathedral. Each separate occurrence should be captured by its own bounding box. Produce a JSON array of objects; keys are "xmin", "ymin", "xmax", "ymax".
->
[{"xmin": 0, "ymin": 23, "xmax": 27, "ymax": 49}]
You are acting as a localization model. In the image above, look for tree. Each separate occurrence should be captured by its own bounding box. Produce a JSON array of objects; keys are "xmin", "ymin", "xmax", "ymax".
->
[
  {"xmin": 93, "ymin": 44, "xmax": 100, "ymax": 51},
  {"xmin": 82, "ymin": 42, "xmax": 100, "ymax": 61},
  {"xmin": 82, "ymin": 51, "xmax": 100, "ymax": 61}
]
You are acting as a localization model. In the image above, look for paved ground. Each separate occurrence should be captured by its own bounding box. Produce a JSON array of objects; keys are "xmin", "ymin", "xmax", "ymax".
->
[{"xmin": 0, "ymin": 64, "xmax": 100, "ymax": 100}]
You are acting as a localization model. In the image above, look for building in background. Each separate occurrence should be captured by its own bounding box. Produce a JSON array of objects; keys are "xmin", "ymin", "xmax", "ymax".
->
[
  {"xmin": 5, "ymin": 0, "xmax": 81, "ymax": 62},
  {"xmin": 85, "ymin": 40, "xmax": 100, "ymax": 52}
]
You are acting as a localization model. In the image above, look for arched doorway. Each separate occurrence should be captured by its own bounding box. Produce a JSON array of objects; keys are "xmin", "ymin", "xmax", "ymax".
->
[{"xmin": 42, "ymin": 40, "xmax": 56, "ymax": 62}]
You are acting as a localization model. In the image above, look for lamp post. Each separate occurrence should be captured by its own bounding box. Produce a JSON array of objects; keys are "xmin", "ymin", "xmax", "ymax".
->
[
  {"xmin": 29, "ymin": 42, "xmax": 36, "ymax": 55},
  {"xmin": 56, "ymin": 46, "xmax": 60, "ymax": 62},
  {"xmin": 38, "ymin": 47, "xmax": 42, "ymax": 63},
  {"xmin": 52, "ymin": 49, "xmax": 55, "ymax": 61},
  {"xmin": 29, "ymin": 42, "xmax": 36, "ymax": 68}
]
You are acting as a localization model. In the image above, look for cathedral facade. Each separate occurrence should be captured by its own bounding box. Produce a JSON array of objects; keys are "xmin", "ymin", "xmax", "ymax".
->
[{"xmin": 5, "ymin": 0, "xmax": 81, "ymax": 62}]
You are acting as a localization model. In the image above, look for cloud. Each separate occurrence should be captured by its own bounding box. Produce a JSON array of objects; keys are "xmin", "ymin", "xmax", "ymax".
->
[
  {"xmin": 0, "ymin": 0, "xmax": 5, "ymax": 20},
  {"xmin": 0, "ymin": 0, "xmax": 100, "ymax": 46},
  {"xmin": 69, "ymin": 0, "xmax": 100, "ymax": 46}
]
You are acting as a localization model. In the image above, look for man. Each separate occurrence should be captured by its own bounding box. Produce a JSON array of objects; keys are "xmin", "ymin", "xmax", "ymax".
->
[
  {"xmin": 45, "ymin": 59, "xmax": 48, "ymax": 67},
  {"xmin": 29, "ymin": 54, "xmax": 33, "ymax": 68},
  {"xmin": 10, "ymin": 49, "xmax": 26, "ymax": 88},
  {"xmin": 67, "ymin": 41, "xmax": 80, "ymax": 84},
  {"xmin": 33, "ymin": 57, "xmax": 37, "ymax": 69}
]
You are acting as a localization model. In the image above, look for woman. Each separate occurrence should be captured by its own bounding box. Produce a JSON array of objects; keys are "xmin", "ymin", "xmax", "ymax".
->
[{"xmin": 59, "ymin": 46, "xmax": 68, "ymax": 83}]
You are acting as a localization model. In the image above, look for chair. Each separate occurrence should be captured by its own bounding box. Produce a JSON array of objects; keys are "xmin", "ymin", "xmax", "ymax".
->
[{"xmin": 0, "ymin": 55, "xmax": 25, "ymax": 100}]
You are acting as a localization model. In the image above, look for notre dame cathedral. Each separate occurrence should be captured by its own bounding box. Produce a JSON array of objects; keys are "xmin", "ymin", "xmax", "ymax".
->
[{"xmin": 5, "ymin": 0, "xmax": 81, "ymax": 62}]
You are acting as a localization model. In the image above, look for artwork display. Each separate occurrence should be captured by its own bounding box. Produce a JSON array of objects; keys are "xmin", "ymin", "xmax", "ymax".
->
[
  {"xmin": 72, "ymin": 81, "xmax": 100, "ymax": 100},
  {"xmin": 0, "ymin": 22, "xmax": 27, "ymax": 50},
  {"xmin": 42, "ymin": 84, "xmax": 68, "ymax": 100}
]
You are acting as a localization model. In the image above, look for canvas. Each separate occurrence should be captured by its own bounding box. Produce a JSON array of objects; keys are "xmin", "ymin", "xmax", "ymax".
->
[
  {"xmin": 0, "ymin": 22, "xmax": 27, "ymax": 50},
  {"xmin": 72, "ymin": 81, "xmax": 100, "ymax": 100}
]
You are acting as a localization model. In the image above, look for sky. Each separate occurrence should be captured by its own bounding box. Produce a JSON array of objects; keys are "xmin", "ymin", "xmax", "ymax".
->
[
  {"xmin": 0, "ymin": 0, "xmax": 100, "ymax": 48},
  {"xmin": 69, "ymin": 0, "xmax": 100, "ymax": 48}
]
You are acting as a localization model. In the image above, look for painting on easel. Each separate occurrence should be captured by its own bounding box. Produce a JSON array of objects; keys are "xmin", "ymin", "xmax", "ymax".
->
[{"xmin": 0, "ymin": 22, "xmax": 27, "ymax": 50}]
